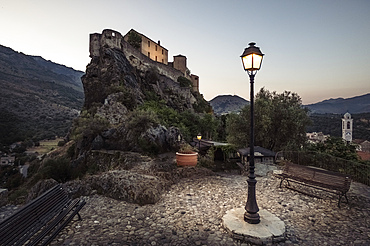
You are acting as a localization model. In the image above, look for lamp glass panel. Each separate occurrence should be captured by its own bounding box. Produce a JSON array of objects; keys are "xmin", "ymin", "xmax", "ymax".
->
[
  {"xmin": 242, "ymin": 55, "xmax": 253, "ymax": 70},
  {"xmin": 252, "ymin": 54, "xmax": 263, "ymax": 69}
]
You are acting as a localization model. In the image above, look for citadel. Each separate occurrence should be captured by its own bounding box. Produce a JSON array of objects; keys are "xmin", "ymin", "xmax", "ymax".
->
[{"xmin": 89, "ymin": 29, "xmax": 199, "ymax": 93}]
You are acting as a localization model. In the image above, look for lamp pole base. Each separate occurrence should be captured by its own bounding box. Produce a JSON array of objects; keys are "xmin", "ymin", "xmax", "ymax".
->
[{"xmin": 244, "ymin": 211, "xmax": 260, "ymax": 224}]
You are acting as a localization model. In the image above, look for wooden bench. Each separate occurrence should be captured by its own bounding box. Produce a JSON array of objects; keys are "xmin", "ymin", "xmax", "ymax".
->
[
  {"xmin": 0, "ymin": 184, "xmax": 86, "ymax": 246},
  {"xmin": 277, "ymin": 162, "xmax": 351, "ymax": 207}
]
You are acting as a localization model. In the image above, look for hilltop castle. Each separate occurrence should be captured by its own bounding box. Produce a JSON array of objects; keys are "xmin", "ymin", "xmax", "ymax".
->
[{"xmin": 89, "ymin": 29, "xmax": 199, "ymax": 93}]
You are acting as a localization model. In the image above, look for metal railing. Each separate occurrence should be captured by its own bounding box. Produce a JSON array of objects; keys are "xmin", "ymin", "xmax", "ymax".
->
[{"xmin": 276, "ymin": 151, "xmax": 370, "ymax": 186}]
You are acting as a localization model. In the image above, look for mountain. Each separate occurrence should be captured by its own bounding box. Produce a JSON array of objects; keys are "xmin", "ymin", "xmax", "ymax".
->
[
  {"xmin": 0, "ymin": 45, "xmax": 84, "ymax": 145},
  {"xmin": 209, "ymin": 95, "xmax": 249, "ymax": 115},
  {"xmin": 304, "ymin": 93, "xmax": 370, "ymax": 114}
]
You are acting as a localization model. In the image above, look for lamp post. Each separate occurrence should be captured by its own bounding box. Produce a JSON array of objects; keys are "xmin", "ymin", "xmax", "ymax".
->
[
  {"xmin": 240, "ymin": 42, "xmax": 264, "ymax": 224},
  {"xmin": 197, "ymin": 133, "xmax": 202, "ymax": 152}
]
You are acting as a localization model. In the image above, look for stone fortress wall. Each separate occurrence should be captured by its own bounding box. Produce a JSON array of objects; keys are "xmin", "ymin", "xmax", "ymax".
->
[{"xmin": 89, "ymin": 29, "xmax": 199, "ymax": 92}]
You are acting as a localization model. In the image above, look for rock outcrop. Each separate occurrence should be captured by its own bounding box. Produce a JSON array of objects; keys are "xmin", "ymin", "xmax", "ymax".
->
[
  {"xmin": 23, "ymin": 30, "xmax": 215, "ymax": 207},
  {"xmin": 74, "ymin": 38, "xmax": 209, "ymax": 156}
]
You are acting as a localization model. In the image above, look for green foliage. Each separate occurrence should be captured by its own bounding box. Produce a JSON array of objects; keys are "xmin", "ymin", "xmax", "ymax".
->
[
  {"xmin": 226, "ymin": 112, "xmax": 249, "ymax": 148},
  {"xmin": 198, "ymin": 147, "xmax": 216, "ymax": 169},
  {"xmin": 138, "ymin": 100, "xmax": 219, "ymax": 142},
  {"xmin": 127, "ymin": 30, "xmax": 142, "ymax": 49},
  {"xmin": 177, "ymin": 76, "xmax": 192, "ymax": 88},
  {"xmin": 226, "ymin": 88, "xmax": 311, "ymax": 151},
  {"xmin": 8, "ymin": 188, "xmax": 27, "ymax": 204},
  {"xmin": 192, "ymin": 91, "xmax": 213, "ymax": 114},
  {"xmin": 305, "ymin": 136, "xmax": 359, "ymax": 161},
  {"xmin": 127, "ymin": 109, "xmax": 160, "ymax": 134},
  {"xmin": 217, "ymin": 144, "xmax": 237, "ymax": 160},
  {"xmin": 57, "ymin": 140, "xmax": 66, "ymax": 147},
  {"xmin": 145, "ymin": 67, "xmax": 160, "ymax": 84},
  {"xmin": 0, "ymin": 166, "xmax": 24, "ymax": 190},
  {"xmin": 0, "ymin": 109, "xmax": 27, "ymax": 145},
  {"xmin": 179, "ymin": 143, "xmax": 197, "ymax": 153},
  {"xmin": 138, "ymin": 138, "xmax": 160, "ymax": 156},
  {"xmin": 41, "ymin": 157, "xmax": 72, "ymax": 183},
  {"xmin": 70, "ymin": 110, "xmax": 110, "ymax": 142}
]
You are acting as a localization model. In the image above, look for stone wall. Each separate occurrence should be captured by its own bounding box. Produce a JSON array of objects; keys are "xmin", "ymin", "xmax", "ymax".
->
[
  {"xmin": 120, "ymin": 40, "xmax": 184, "ymax": 83},
  {"xmin": 89, "ymin": 29, "xmax": 124, "ymax": 58},
  {"xmin": 123, "ymin": 30, "xmax": 169, "ymax": 65}
]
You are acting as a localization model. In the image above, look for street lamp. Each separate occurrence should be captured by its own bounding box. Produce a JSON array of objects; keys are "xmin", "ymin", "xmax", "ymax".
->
[
  {"xmin": 197, "ymin": 133, "xmax": 202, "ymax": 152},
  {"xmin": 240, "ymin": 42, "xmax": 264, "ymax": 224}
]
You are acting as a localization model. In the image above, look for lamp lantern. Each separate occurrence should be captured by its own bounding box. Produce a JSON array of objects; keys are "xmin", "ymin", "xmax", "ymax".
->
[
  {"xmin": 240, "ymin": 42, "xmax": 264, "ymax": 74},
  {"xmin": 197, "ymin": 133, "xmax": 202, "ymax": 151}
]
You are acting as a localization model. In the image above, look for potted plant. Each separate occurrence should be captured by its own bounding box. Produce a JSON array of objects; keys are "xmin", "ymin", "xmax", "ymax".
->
[{"xmin": 176, "ymin": 143, "xmax": 198, "ymax": 167}]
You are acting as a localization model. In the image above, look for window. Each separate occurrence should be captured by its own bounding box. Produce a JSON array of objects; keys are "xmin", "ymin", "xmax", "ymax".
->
[
  {"xmin": 162, "ymin": 50, "xmax": 164, "ymax": 55},
  {"xmin": 148, "ymin": 52, "xmax": 150, "ymax": 58},
  {"xmin": 155, "ymin": 45, "xmax": 157, "ymax": 51},
  {"xmin": 347, "ymin": 121, "xmax": 350, "ymax": 129},
  {"xmin": 162, "ymin": 59, "xmax": 164, "ymax": 63},
  {"xmin": 155, "ymin": 56, "xmax": 157, "ymax": 61},
  {"xmin": 148, "ymin": 41, "xmax": 150, "ymax": 47}
]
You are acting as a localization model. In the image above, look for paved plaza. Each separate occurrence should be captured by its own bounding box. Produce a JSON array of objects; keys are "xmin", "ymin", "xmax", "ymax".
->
[
  {"xmin": 1, "ymin": 169, "xmax": 369, "ymax": 245},
  {"xmin": 51, "ymin": 171, "xmax": 369, "ymax": 245}
]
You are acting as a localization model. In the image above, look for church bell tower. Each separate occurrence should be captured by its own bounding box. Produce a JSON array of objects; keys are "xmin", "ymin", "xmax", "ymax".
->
[{"xmin": 342, "ymin": 112, "xmax": 353, "ymax": 143}]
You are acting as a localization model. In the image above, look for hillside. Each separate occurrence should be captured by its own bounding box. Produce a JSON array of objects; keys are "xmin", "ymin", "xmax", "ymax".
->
[
  {"xmin": 209, "ymin": 95, "xmax": 249, "ymax": 115},
  {"xmin": 0, "ymin": 45, "xmax": 84, "ymax": 145},
  {"xmin": 304, "ymin": 93, "xmax": 370, "ymax": 114},
  {"xmin": 307, "ymin": 113, "xmax": 370, "ymax": 141}
]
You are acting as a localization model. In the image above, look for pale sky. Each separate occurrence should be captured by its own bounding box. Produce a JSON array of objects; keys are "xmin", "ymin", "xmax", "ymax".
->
[{"xmin": 1, "ymin": 0, "xmax": 369, "ymax": 104}]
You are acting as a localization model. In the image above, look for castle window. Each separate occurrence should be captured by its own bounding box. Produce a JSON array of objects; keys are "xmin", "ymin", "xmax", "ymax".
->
[
  {"xmin": 155, "ymin": 56, "xmax": 157, "ymax": 61},
  {"xmin": 162, "ymin": 50, "xmax": 164, "ymax": 55},
  {"xmin": 148, "ymin": 52, "xmax": 150, "ymax": 58},
  {"xmin": 162, "ymin": 59, "xmax": 164, "ymax": 63},
  {"xmin": 156, "ymin": 45, "xmax": 158, "ymax": 51},
  {"xmin": 347, "ymin": 122, "xmax": 350, "ymax": 129},
  {"xmin": 148, "ymin": 41, "xmax": 150, "ymax": 47}
]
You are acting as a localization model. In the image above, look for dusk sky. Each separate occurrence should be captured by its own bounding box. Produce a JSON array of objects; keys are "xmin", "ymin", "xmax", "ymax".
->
[{"xmin": 1, "ymin": 0, "xmax": 369, "ymax": 104}]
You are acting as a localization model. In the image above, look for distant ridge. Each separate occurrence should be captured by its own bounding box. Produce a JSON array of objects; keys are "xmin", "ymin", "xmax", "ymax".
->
[
  {"xmin": 209, "ymin": 93, "xmax": 370, "ymax": 115},
  {"xmin": 304, "ymin": 93, "xmax": 370, "ymax": 114},
  {"xmin": 209, "ymin": 95, "xmax": 249, "ymax": 115},
  {"xmin": 0, "ymin": 44, "xmax": 84, "ymax": 144}
]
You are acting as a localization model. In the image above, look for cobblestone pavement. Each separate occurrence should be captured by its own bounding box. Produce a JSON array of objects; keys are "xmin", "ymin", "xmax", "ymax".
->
[{"xmin": 1, "ymin": 172, "xmax": 369, "ymax": 245}]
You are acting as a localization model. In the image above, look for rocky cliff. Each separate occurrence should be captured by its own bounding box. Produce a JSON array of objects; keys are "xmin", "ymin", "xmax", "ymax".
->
[
  {"xmin": 56, "ymin": 38, "xmax": 214, "ymax": 205},
  {"xmin": 69, "ymin": 36, "xmax": 212, "ymax": 163}
]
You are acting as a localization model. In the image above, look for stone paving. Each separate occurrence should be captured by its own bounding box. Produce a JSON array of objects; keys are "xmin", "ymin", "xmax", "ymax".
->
[
  {"xmin": 1, "ymin": 170, "xmax": 369, "ymax": 245},
  {"xmin": 54, "ymin": 171, "xmax": 369, "ymax": 245}
]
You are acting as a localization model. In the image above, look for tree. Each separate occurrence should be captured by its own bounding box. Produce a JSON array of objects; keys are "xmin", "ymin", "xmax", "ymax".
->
[
  {"xmin": 305, "ymin": 136, "xmax": 359, "ymax": 161},
  {"xmin": 226, "ymin": 88, "xmax": 311, "ymax": 151},
  {"xmin": 127, "ymin": 30, "xmax": 142, "ymax": 49}
]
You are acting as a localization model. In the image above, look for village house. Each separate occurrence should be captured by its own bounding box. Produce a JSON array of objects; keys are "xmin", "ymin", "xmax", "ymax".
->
[
  {"xmin": 0, "ymin": 155, "xmax": 15, "ymax": 166},
  {"xmin": 306, "ymin": 132, "xmax": 329, "ymax": 143},
  {"xmin": 238, "ymin": 146, "xmax": 276, "ymax": 165}
]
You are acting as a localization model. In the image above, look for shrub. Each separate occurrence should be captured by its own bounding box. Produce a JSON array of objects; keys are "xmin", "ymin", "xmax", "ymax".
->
[
  {"xmin": 177, "ymin": 76, "xmax": 192, "ymax": 88},
  {"xmin": 41, "ymin": 158, "xmax": 72, "ymax": 183},
  {"xmin": 198, "ymin": 147, "xmax": 216, "ymax": 169},
  {"xmin": 127, "ymin": 30, "xmax": 142, "ymax": 49}
]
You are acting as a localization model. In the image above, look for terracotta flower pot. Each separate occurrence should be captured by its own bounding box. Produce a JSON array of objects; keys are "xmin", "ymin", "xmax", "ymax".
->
[{"xmin": 176, "ymin": 152, "xmax": 198, "ymax": 167}]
